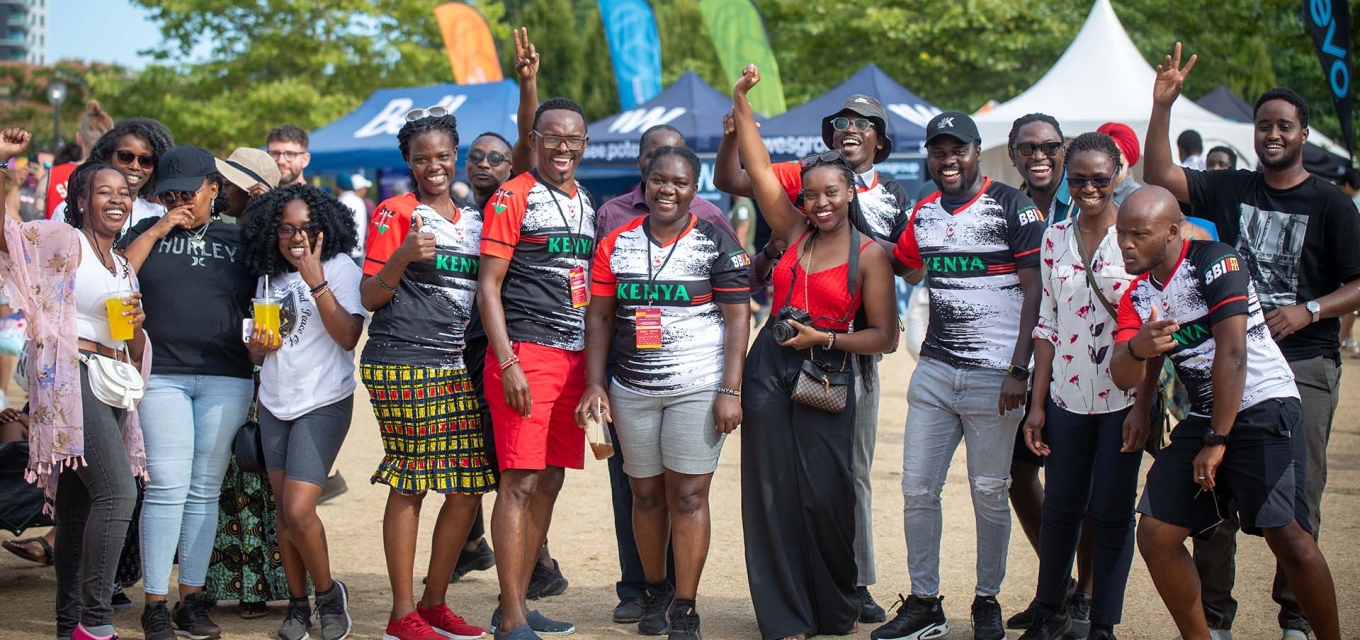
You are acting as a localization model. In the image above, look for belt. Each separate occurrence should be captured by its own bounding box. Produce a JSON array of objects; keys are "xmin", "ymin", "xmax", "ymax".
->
[{"xmin": 78, "ymin": 339, "xmax": 132, "ymax": 364}]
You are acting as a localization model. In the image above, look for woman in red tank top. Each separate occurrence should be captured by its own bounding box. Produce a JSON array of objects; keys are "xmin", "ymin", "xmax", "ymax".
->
[{"xmin": 730, "ymin": 64, "xmax": 898, "ymax": 640}]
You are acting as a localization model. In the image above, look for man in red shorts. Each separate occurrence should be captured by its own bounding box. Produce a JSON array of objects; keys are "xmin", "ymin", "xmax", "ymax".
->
[{"xmin": 479, "ymin": 97, "xmax": 595, "ymax": 640}]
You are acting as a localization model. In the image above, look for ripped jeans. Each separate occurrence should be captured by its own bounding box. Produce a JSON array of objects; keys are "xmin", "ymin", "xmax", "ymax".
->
[{"xmin": 901, "ymin": 356, "xmax": 1021, "ymax": 597}]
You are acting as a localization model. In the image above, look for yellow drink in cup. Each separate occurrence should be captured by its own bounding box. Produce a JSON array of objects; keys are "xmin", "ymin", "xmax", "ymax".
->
[
  {"xmin": 253, "ymin": 297, "xmax": 282, "ymax": 335},
  {"xmin": 104, "ymin": 290, "xmax": 135, "ymax": 342}
]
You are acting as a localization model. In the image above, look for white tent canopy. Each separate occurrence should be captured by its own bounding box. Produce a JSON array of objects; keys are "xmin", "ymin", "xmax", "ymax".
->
[{"xmin": 974, "ymin": 0, "xmax": 1258, "ymax": 184}]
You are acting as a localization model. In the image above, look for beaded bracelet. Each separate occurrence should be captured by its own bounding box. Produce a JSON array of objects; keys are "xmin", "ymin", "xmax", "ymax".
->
[
  {"xmin": 717, "ymin": 387, "xmax": 742, "ymax": 398},
  {"xmin": 826, "ymin": 331, "xmax": 837, "ymax": 350},
  {"xmin": 499, "ymin": 355, "xmax": 521, "ymax": 371},
  {"xmin": 312, "ymin": 285, "xmax": 332, "ymax": 300},
  {"xmin": 310, "ymin": 280, "xmax": 329, "ymax": 294},
  {"xmin": 374, "ymin": 274, "xmax": 396, "ymax": 292}
]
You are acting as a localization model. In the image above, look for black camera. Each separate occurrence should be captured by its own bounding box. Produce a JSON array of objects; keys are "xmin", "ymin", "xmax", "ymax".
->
[{"xmin": 771, "ymin": 306, "xmax": 813, "ymax": 342}]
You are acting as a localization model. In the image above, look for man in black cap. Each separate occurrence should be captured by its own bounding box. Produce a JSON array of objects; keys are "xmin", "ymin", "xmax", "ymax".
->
[
  {"xmin": 714, "ymin": 93, "xmax": 914, "ymax": 622},
  {"xmin": 877, "ymin": 111, "xmax": 1044, "ymax": 640}
]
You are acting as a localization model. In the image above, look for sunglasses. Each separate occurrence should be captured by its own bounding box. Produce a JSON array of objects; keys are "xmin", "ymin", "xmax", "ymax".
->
[
  {"xmin": 533, "ymin": 130, "xmax": 587, "ymax": 151},
  {"xmin": 1013, "ymin": 141, "xmax": 1064, "ymax": 158},
  {"xmin": 830, "ymin": 117, "xmax": 874, "ymax": 133},
  {"xmin": 277, "ymin": 223, "xmax": 320, "ymax": 239},
  {"xmin": 1192, "ymin": 488, "xmax": 1227, "ymax": 540},
  {"xmin": 267, "ymin": 150, "xmax": 306, "ymax": 161},
  {"xmin": 114, "ymin": 149, "xmax": 156, "ymax": 170},
  {"xmin": 404, "ymin": 105, "xmax": 450, "ymax": 122},
  {"xmin": 799, "ymin": 150, "xmax": 844, "ymax": 167},
  {"xmin": 1066, "ymin": 169, "xmax": 1119, "ymax": 190},
  {"xmin": 158, "ymin": 186, "xmax": 205, "ymax": 206},
  {"xmin": 467, "ymin": 149, "xmax": 509, "ymax": 168}
]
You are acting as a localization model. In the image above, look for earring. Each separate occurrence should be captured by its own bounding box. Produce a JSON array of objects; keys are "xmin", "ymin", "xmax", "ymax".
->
[{"xmin": 210, "ymin": 197, "xmax": 221, "ymax": 220}]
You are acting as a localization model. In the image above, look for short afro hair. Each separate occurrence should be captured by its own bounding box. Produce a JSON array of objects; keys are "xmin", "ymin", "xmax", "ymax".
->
[
  {"xmin": 1176, "ymin": 129, "xmax": 1203, "ymax": 155},
  {"xmin": 1207, "ymin": 145, "xmax": 1238, "ymax": 169},
  {"xmin": 645, "ymin": 145, "xmax": 701, "ymax": 181},
  {"xmin": 88, "ymin": 118, "xmax": 174, "ymax": 199},
  {"xmin": 640, "ymin": 124, "xmax": 685, "ymax": 149},
  {"xmin": 239, "ymin": 184, "xmax": 359, "ymax": 279},
  {"xmin": 1065, "ymin": 131, "xmax": 1123, "ymax": 171},
  {"xmin": 1254, "ymin": 88, "xmax": 1310, "ymax": 129},
  {"xmin": 532, "ymin": 97, "xmax": 586, "ymax": 131},
  {"xmin": 267, "ymin": 124, "xmax": 309, "ymax": 149},
  {"xmin": 473, "ymin": 131, "xmax": 512, "ymax": 150}
]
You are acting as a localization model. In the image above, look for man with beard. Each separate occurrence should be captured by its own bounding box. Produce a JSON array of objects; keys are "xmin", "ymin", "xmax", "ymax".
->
[
  {"xmin": 876, "ymin": 112, "xmax": 1044, "ymax": 640},
  {"xmin": 1108, "ymin": 186, "xmax": 1341, "ymax": 640},
  {"xmin": 1009, "ymin": 113, "xmax": 1074, "ymax": 222},
  {"xmin": 267, "ymin": 124, "xmax": 310, "ymax": 187},
  {"xmin": 1143, "ymin": 44, "xmax": 1360, "ymax": 640}
]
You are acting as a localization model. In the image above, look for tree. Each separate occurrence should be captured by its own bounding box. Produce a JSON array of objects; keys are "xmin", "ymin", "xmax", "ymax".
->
[{"xmin": 0, "ymin": 61, "xmax": 116, "ymax": 153}]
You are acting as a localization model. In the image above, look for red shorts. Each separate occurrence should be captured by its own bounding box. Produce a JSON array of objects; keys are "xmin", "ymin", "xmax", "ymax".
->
[{"xmin": 485, "ymin": 341, "xmax": 586, "ymax": 471}]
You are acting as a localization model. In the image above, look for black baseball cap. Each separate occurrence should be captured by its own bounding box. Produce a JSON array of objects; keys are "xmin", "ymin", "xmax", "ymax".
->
[
  {"xmin": 154, "ymin": 146, "xmax": 216, "ymax": 196},
  {"xmin": 822, "ymin": 94, "xmax": 894, "ymax": 164},
  {"xmin": 925, "ymin": 111, "xmax": 981, "ymax": 146}
]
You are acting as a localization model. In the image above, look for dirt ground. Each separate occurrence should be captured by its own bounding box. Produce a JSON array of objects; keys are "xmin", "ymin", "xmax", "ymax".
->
[{"xmin": 1, "ymin": 348, "xmax": 1357, "ymax": 639}]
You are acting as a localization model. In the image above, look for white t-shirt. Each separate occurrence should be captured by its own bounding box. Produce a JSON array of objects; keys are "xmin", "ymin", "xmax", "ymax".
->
[
  {"xmin": 257, "ymin": 255, "xmax": 366, "ymax": 420},
  {"xmin": 74, "ymin": 232, "xmax": 132, "ymax": 349},
  {"xmin": 338, "ymin": 191, "xmax": 368, "ymax": 259}
]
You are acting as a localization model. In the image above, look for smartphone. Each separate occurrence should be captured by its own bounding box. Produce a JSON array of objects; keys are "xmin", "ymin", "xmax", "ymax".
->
[{"xmin": 241, "ymin": 318, "xmax": 255, "ymax": 343}]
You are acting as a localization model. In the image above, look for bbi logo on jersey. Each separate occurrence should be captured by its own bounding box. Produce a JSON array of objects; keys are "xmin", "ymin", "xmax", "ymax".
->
[
  {"xmin": 728, "ymin": 251, "xmax": 751, "ymax": 269},
  {"xmin": 1203, "ymin": 254, "xmax": 1240, "ymax": 284},
  {"xmin": 1017, "ymin": 205, "xmax": 1045, "ymax": 226}
]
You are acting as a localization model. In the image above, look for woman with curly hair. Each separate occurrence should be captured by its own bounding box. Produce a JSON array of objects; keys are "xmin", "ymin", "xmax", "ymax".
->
[
  {"xmin": 239, "ymin": 183, "xmax": 364, "ymax": 640},
  {"xmin": 53, "ymin": 118, "xmax": 175, "ymax": 229},
  {"xmin": 358, "ymin": 110, "xmax": 490, "ymax": 640}
]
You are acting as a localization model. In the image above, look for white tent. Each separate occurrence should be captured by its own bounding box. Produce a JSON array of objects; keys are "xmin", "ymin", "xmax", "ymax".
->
[{"xmin": 974, "ymin": 0, "xmax": 1258, "ymax": 184}]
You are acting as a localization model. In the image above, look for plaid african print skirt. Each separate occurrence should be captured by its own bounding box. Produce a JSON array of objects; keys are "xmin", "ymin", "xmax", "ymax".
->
[{"xmin": 362, "ymin": 361, "xmax": 497, "ymax": 495}]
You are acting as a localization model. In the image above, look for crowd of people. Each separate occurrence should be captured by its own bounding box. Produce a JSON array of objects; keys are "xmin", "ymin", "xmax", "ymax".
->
[{"xmin": 0, "ymin": 34, "xmax": 1351, "ymax": 640}]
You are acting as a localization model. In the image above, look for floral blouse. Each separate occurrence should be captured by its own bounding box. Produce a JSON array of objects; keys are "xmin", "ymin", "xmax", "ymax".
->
[{"xmin": 1033, "ymin": 217, "xmax": 1137, "ymax": 415}]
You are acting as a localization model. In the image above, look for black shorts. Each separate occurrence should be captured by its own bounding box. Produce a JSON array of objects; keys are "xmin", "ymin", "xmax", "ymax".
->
[{"xmin": 1137, "ymin": 397, "xmax": 1309, "ymax": 537}]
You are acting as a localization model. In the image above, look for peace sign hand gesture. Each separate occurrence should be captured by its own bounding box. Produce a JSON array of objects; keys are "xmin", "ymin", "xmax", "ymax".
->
[
  {"xmin": 286, "ymin": 230, "xmax": 327, "ymax": 289},
  {"xmin": 513, "ymin": 27, "xmax": 540, "ymax": 82},
  {"xmin": 1153, "ymin": 42, "xmax": 1197, "ymax": 109}
]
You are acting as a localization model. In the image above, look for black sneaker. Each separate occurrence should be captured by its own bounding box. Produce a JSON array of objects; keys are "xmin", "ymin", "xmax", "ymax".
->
[
  {"xmin": 317, "ymin": 471, "xmax": 348, "ymax": 505},
  {"xmin": 613, "ymin": 597, "xmax": 645, "ymax": 624},
  {"xmin": 111, "ymin": 585, "xmax": 134, "ymax": 610},
  {"xmin": 172, "ymin": 592, "xmax": 222, "ymax": 640},
  {"xmin": 141, "ymin": 600, "xmax": 176, "ymax": 640},
  {"xmin": 870, "ymin": 594, "xmax": 948, "ymax": 640},
  {"xmin": 971, "ymin": 596, "xmax": 1005, "ymax": 640},
  {"xmin": 667, "ymin": 603, "xmax": 701, "ymax": 640},
  {"xmin": 1067, "ymin": 593, "xmax": 1091, "ymax": 639},
  {"xmin": 1017, "ymin": 605, "xmax": 1070, "ymax": 640},
  {"xmin": 525, "ymin": 560, "xmax": 569, "ymax": 600},
  {"xmin": 1008, "ymin": 579, "xmax": 1077, "ymax": 630},
  {"xmin": 453, "ymin": 538, "xmax": 496, "ymax": 581},
  {"xmin": 1089, "ymin": 628, "xmax": 1116, "ymax": 640},
  {"xmin": 638, "ymin": 582, "xmax": 675, "ymax": 636},
  {"xmin": 858, "ymin": 587, "xmax": 887, "ymax": 623}
]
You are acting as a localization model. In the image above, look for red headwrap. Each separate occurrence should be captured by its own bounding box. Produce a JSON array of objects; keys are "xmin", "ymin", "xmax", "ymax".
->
[{"xmin": 1096, "ymin": 122, "xmax": 1141, "ymax": 168}]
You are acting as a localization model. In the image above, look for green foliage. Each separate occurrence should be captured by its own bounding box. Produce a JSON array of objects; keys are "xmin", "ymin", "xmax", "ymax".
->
[{"xmin": 0, "ymin": 61, "xmax": 115, "ymax": 153}]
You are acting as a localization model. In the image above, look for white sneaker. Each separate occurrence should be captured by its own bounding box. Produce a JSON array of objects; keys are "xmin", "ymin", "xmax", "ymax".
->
[{"xmin": 1280, "ymin": 631, "xmax": 1307, "ymax": 640}]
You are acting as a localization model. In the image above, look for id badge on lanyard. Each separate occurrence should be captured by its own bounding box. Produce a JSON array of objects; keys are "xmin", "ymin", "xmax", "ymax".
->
[
  {"xmin": 635, "ymin": 307, "xmax": 663, "ymax": 349},
  {"xmin": 569, "ymin": 266, "xmax": 588, "ymax": 308}
]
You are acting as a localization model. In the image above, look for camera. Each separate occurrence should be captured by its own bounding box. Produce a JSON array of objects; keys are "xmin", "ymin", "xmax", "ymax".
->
[{"xmin": 771, "ymin": 306, "xmax": 813, "ymax": 342}]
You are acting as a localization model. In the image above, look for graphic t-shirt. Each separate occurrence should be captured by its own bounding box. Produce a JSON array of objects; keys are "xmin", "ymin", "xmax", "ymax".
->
[
  {"xmin": 591, "ymin": 215, "xmax": 750, "ymax": 395},
  {"xmin": 482, "ymin": 170, "xmax": 596, "ymax": 352},
  {"xmin": 1184, "ymin": 168, "xmax": 1360, "ymax": 361},
  {"xmin": 771, "ymin": 161, "xmax": 912, "ymax": 243},
  {"xmin": 257, "ymin": 255, "xmax": 365, "ymax": 420},
  {"xmin": 362, "ymin": 193, "xmax": 481, "ymax": 369},
  {"xmin": 1114, "ymin": 240, "xmax": 1297, "ymax": 417},
  {"xmin": 122, "ymin": 217, "xmax": 255, "ymax": 378},
  {"xmin": 894, "ymin": 178, "xmax": 1045, "ymax": 370}
]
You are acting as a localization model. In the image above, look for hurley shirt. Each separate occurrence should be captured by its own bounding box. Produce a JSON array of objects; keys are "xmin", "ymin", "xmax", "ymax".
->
[
  {"xmin": 771, "ymin": 161, "xmax": 912, "ymax": 243},
  {"xmin": 1115, "ymin": 240, "xmax": 1297, "ymax": 417},
  {"xmin": 362, "ymin": 193, "xmax": 482, "ymax": 369},
  {"xmin": 592, "ymin": 215, "xmax": 750, "ymax": 395},
  {"xmin": 122, "ymin": 217, "xmax": 255, "ymax": 378},
  {"xmin": 1184, "ymin": 168, "xmax": 1360, "ymax": 361},
  {"xmin": 482, "ymin": 170, "xmax": 597, "ymax": 352},
  {"xmin": 894, "ymin": 177, "xmax": 1045, "ymax": 370}
]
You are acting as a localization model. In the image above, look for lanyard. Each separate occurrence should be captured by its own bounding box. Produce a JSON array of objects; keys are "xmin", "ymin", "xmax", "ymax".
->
[
  {"xmin": 535, "ymin": 169, "xmax": 584, "ymax": 240},
  {"xmin": 644, "ymin": 218, "xmax": 684, "ymax": 305}
]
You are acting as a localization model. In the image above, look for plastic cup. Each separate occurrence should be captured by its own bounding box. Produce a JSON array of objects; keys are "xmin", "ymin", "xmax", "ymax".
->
[
  {"xmin": 252, "ymin": 297, "xmax": 282, "ymax": 336},
  {"xmin": 586, "ymin": 398, "xmax": 614, "ymax": 460},
  {"xmin": 104, "ymin": 290, "xmax": 135, "ymax": 342}
]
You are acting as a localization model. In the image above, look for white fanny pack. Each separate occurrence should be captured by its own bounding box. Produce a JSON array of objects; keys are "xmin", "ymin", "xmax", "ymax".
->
[{"xmin": 80, "ymin": 349, "xmax": 144, "ymax": 410}]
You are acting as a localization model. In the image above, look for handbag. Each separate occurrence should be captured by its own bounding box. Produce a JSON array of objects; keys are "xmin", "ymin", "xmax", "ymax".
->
[
  {"xmin": 233, "ymin": 374, "xmax": 268, "ymax": 476},
  {"xmin": 80, "ymin": 349, "xmax": 144, "ymax": 411},
  {"xmin": 786, "ymin": 228, "xmax": 859, "ymax": 413}
]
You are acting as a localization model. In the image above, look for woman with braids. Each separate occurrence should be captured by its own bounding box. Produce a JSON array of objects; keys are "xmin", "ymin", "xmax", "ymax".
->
[
  {"xmin": 731, "ymin": 65, "xmax": 898, "ymax": 640},
  {"xmin": 358, "ymin": 110, "xmax": 490, "ymax": 640},
  {"xmin": 1018, "ymin": 132, "xmax": 1160, "ymax": 640},
  {"xmin": 54, "ymin": 118, "xmax": 175, "ymax": 228},
  {"xmin": 0, "ymin": 128, "xmax": 150, "ymax": 640},
  {"xmin": 240, "ymin": 184, "xmax": 364, "ymax": 640},
  {"xmin": 118, "ymin": 146, "xmax": 257, "ymax": 640}
]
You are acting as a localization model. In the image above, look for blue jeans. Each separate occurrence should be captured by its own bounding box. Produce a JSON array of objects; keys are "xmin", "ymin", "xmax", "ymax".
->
[
  {"xmin": 901, "ymin": 356, "xmax": 1021, "ymax": 597},
  {"xmin": 139, "ymin": 373, "xmax": 254, "ymax": 595}
]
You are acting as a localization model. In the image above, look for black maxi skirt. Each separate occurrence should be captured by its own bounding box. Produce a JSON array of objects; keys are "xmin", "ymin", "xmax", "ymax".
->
[{"xmin": 741, "ymin": 328, "xmax": 859, "ymax": 639}]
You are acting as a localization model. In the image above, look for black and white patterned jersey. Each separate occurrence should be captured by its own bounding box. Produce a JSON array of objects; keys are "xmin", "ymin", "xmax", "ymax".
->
[
  {"xmin": 771, "ymin": 161, "xmax": 911, "ymax": 243},
  {"xmin": 1115, "ymin": 240, "xmax": 1297, "ymax": 417}
]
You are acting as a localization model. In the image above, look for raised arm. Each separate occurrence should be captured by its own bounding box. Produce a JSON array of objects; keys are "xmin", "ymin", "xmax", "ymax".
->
[
  {"xmin": 510, "ymin": 27, "xmax": 540, "ymax": 178},
  {"xmin": 0, "ymin": 128, "xmax": 34, "ymax": 253},
  {"xmin": 714, "ymin": 109, "xmax": 756, "ymax": 197},
  {"xmin": 732, "ymin": 66, "xmax": 808, "ymax": 247},
  {"xmin": 1143, "ymin": 43, "xmax": 1197, "ymax": 203}
]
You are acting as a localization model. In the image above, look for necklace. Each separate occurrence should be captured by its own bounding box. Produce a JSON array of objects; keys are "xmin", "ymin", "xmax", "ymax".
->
[
  {"xmin": 186, "ymin": 220, "xmax": 210, "ymax": 252},
  {"xmin": 82, "ymin": 229, "xmax": 125, "ymax": 277}
]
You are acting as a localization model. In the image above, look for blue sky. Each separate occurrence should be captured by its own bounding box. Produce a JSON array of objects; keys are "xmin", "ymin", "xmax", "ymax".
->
[{"xmin": 49, "ymin": 0, "xmax": 165, "ymax": 67}]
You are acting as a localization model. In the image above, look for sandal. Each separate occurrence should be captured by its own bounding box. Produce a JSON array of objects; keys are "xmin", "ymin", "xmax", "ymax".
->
[
  {"xmin": 2, "ymin": 536, "xmax": 53, "ymax": 565},
  {"xmin": 240, "ymin": 601, "xmax": 269, "ymax": 619}
]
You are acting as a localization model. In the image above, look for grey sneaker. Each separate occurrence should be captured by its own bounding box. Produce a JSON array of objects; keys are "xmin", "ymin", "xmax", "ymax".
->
[
  {"xmin": 313, "ymin": 581, "xmax": 352, "ymax": 640},
  {"xmin": 277, "ymin": 600, "xmax": 312, "ymax": 640}
]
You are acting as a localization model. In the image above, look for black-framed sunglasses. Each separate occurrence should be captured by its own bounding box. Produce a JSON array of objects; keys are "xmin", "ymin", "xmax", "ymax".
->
[
  {"xmin": 533, "ymin": 130, "xmax": 587, "ymax": 151},
  {"xmin": 404, "ymin": 105, "xmax": 449, "ymax": 122},
  {"xmin": 277, "ymin": 223, "xmax": 320, "ymax": 239},
  {"xmin": 467, "ymin": 149, "xmax": 510, "ymax": 167},
  {"xmin": 799, "ymin": 150, "xmax": 844, "ymax": 167},
  {"xmin": 1013, "ymin": 141, "xmax": 1064, "ymax": 159},
  {"xmin": 158, "ymin": 186, "xmax": 205, "ymax": 206},
  {"xmin": 1067, "ymin": 169, "xmax": 1119, "ymax": 190},
  {"xmin": 114, "ymin": 149, "xmax": 156, "ymax": 170},
  {"xmin": 830, "ymin": 117, "xmax": 874, "ymax": 133},
  {"xmin": 1192, "ymin": 488, "xmax": 1227, "ymax": 540}
]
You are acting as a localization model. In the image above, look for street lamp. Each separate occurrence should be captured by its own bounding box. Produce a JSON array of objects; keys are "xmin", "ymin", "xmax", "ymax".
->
[{"xmin": 47, "ymin": 79, "xmax": 67, "ymax": 149}]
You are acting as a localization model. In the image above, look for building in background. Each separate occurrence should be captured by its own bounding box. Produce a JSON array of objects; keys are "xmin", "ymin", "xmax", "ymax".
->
[{"xmin": 0, "ymin": 0, "xmax": 46, "ymax": 64}]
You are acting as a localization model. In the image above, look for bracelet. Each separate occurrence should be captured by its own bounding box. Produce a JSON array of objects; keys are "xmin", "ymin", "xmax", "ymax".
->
[
  {"xmin": 1126, "ymin": 340, "xmax": 1147, "ymax": 362},
  {"xmin": 717, "ymin": 387, "xmax": 742, "ymax": 398},
  {"xmin": 763, "ymin": 242, "xmax": 784, "ymax": 260},
  {"xmin": 310, "ymin": 280, "xmax": 329, "ymax": 294},
  {"xmin": 498, "ymin": 355, "xmax": 520, "ymax": 371},
  {"xmin": 374, "ymin": 274, "xmax": 396, "ymax": 292},
  {"xmin": 312, "ymin": 285, "xmax": 331, "ymax": 300},
  {"xmin": 826, "ymin": 331, "xmax": 837, "ymax": 350}
]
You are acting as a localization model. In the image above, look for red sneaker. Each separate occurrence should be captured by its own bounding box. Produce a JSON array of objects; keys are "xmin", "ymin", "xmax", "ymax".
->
[
  {"xmin": 418, "ymin": 604, "xmax": 486, "ymax": 640},
  {"xmin": 382, "ymin": 612, "xmax": 446, "ymax": 640}
]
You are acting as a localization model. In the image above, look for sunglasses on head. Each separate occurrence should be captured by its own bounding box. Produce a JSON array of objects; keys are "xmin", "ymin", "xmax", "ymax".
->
[
  {"xmin": 114, "ymin": 149, "xmax": 156, "ymax": 170},
  {"xmin": 1013, "ymin": 141, "xmax": 1064, "ymax": 159},
  {"xmin": 533, "ymin": 130, "xmax": 586, "ymax": 151},
  {"xmin": 277, "ymin": 223, "xmax": 320, "ymax": 239},
  {"xmin": 404, "ymin": 105, "xmax": 450, "ymax": 122},
  {"xmin": 467, "ymin": 149, "xmax": 509, "ymax": 168},
  {"xmin": 158, "ymin": 185, "xmax": 205, "ymax": 206},
  {"xmin": 830, "ymin": 117, "xmax": 874, "ymax": 133},
  {"xmin": 799, "ymin": 150, "xmax": 844, "ymax": 167},
  {"xmin": 1066, "ymin": 169, "xmax": 1119, "ymax": 190}
]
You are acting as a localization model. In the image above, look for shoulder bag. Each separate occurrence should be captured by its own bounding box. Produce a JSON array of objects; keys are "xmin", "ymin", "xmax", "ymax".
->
[
  {"xmin": 789, "ymin": 228, "xmax": 860, "ymax": 413},
  {"xmin": 81, "ymin": 257, "xmax": 145, "ymax": 411}
]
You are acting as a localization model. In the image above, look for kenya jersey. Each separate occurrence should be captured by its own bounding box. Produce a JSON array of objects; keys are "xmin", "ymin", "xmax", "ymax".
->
[
  {"xmin": 483, "ymin": 170, "xmax": 597, "ymax": 352},
  {"xmin": 771, "ymin": 161, "xmax": 911, "ymax": 242},
  {"xmin": 894, "ymin": 177, "xmax": 1045, "ymax": 370},
  {"xmin": 362, "ymin": 193, "xmax": 482, "ymax": 369},
  {"xmin": 1114, "ymin": 240, "xmax": 1297, "ymax": 417},
  {"xmin": 591, "ymin": 215, "xmax": 751, "ymax": 395}
]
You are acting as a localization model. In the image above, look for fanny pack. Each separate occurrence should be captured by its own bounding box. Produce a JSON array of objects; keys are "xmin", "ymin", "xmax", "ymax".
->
[{"xmin": 80, "ymin": 348, "xmax": 144, "ymax": 410}]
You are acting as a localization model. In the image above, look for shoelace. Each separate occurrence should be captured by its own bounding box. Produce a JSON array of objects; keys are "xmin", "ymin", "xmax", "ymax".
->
[
  {"xmin": 317, "ymin": 593, "xmax": 344, "ymax": 618},
  {"xmin": 642, "ymin": 589, "xmax": 672, "ymax": 616},
  {"xmin": 669, "ymin": 608, "xmax": 700, "ymax": 632},
  {"xmin": 286, "ymin": 604, "xmax": 311, "ymax": 628},
  {"xmin": 184, "ymin": 597, "xmax": 212, "ymax": 625},
  {"xmin": 885, "ymin": 594, "xmax": 913, "ymax": 618},
  {"xmin": 144, "ymin": 605, "xmax": 173, "ymax": 635}
]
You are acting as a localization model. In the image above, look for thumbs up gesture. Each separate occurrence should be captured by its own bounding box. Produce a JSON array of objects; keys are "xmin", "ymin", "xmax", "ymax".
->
[{"xmin": 397, "ymin": 213, "xmax": 438, "ymax": 263}]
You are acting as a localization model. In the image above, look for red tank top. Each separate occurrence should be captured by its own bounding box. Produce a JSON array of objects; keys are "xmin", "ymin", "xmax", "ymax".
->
[{"xmin": 770, "ymin": 231, "xmax": 870, "ymax": 331}]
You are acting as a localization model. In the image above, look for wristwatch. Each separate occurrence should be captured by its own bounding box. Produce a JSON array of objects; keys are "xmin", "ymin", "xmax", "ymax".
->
[
  {"xmin": 1305, "ymin": 300, "xmax": 1321, "ymax": 324},
  {"xmin": 1007, "ymin": 364, "xmax": 1030, "ymax": 381},
  {"xmin": 1202, "ymin": 427, "xmax": 1229, "ymax": 446}
]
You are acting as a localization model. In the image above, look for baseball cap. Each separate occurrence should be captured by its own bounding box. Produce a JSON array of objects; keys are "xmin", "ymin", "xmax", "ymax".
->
[
  {"xmin": 154, "ymin": 146, "xmax": 217, "ymax": 196},
  {"xmin": 821, "ymin": 94, "xmax": 894, "ymax": 164},
  {"xmin": 351, "ymin": 173, "xmax": 373, "ymax": 190},
  {"xmin": 216, "ymin": 147, "xmax": 281, "ymax": 191},
  {"xmin": 925, "ymin": 111, "xmax": 981, "ymax": 146}
]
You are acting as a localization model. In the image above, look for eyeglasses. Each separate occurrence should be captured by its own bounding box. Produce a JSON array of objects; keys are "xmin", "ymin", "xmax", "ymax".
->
[
  {"xmin": 467, "ymin": 149, "xmax": 509, "ymax": 168},
  {"xmin": 799, "ymin": 150, "xmax": 844, "ymax": 167},
  {"xmin": 114, "ymin": 149, "xmax": 156, "ymax": 170},
  {"xmin": 277, "ymin": 223, "xmax": 320, "ymax": 239},
  {"xmin": 1192, "ymin": 488, "xmax": 1226, "ymax": 539},
  {"xmin": 830, "ymin": 117, "xmax": 874, "ymax": 133},
  {"xmin": 1013, "ymin": 141, "xmax": 1064, "ymax": 158},
  {"xmin": 158, "ymin": 186, "xmax": 205, "ymax": 206},
  {"xmin": 533, "ymin": 130, "xmax": 587, "ymax": 151},
  {"xmin": 404, "ymin": 105, "xmax": 449, "ymax": 122},
  {"xmin": 267, "ymin": 150, "xmax": 306, "ymax": 161},
  {"xmin": 1066, "ymin": 169, "xmax": 1119, "ymax": 190}
]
